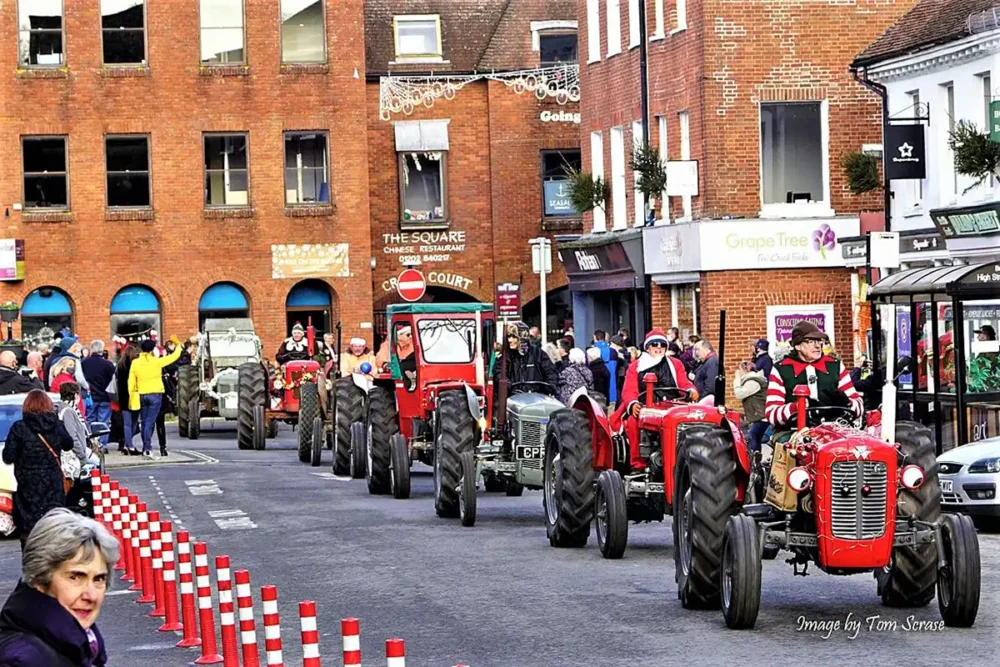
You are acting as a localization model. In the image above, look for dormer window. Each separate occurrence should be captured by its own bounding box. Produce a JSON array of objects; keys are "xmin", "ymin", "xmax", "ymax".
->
[
  {"xmin": 530, "ymin": 21, "xmax": 578, "ymax": 66},
  {"xmin": 393, "ymin": 15, "xmax": 442, "ymax": 62}
]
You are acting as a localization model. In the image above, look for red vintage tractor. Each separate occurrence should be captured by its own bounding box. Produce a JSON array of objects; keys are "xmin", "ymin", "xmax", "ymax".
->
[{"xmin": 716, "ymin": 386, "xmax": 981, "ymax": 629}]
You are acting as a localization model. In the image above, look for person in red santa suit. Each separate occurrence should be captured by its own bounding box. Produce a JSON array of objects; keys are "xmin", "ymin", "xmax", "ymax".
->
[{"xmin": 612, "ymin": 328, "xmax": 697, "ymax": 472}]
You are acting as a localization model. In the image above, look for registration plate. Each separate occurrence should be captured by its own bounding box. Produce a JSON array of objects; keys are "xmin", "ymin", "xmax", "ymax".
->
[
  {"xmin": 940, "ymin": 479, "xmax": 953, "ymax": 493},
  {"xmin": 515, "ymin": 445, "xmax": 543, "ymax": 460}
]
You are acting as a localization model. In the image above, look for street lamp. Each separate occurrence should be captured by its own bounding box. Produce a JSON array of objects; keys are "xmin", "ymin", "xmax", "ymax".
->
[{"xmin": 528, "ymin": 237, "xmax": 553, "ymax": 345}]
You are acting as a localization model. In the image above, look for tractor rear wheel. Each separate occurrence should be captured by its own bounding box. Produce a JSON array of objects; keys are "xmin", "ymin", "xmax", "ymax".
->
[
  {"xmin": 367, "ymin": 386, "xmax": 397, "ymax": 495},
  {"xmin": 349, "ymin": 421, "xmax": 367, "ymax": 479},
  {"xmin": 937, "ymin": 513, "xmax": 981, "ymax": 627},
  {"xmin": 310, "ymin": 416, "xmax": 323, "ymax": 467},
  {"xmin": 596, "ymin": 469, "xmax": 628, "ymax": 559},
  {"xmin": 176, "ymin": 365, "xmax": 198, "ymax": 438},
  {"xmin": 460, "ymin": 450, "xmax": 477, "ymax": 527},
  {"xmin": 188, "ymin": 398, "xmax": 201, "ymax": 440},
  {"xmin": 390, "ymin": 433, "xmax": 411, "ymax": 499},
  {"xmin": 721, "ymin": 514, "xmax": 762, "ymax": 630},
  {"xmin": 266, "ymin": 419, "xmax": 279, "ymax": 439},
  {"xmin": 878, "ymin": 421, "xmax": 940, "ymax": 608},
  {"xmin": 543, "ymin": 409, "xmax": 594, "ymax": 548},
  {"xmin": 237, "ymin": 363, "xmax": 266, "ymax": 451},
  {"xmin": 298, "ymin": 383, "xmax": 321, "ymax": 464},
  {"xmin": 334, "ymin": 378, "xmax": 365, "ymax": 476},
  {"xmin": 674, "ymin": 425, "xmax": 737, "ymax": 610},
  {"xmin": 434, "ymin": 390, "xmax": 476, "ymax": 518}
]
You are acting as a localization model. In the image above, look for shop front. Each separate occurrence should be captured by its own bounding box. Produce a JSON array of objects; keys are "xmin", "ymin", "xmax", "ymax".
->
[
  {"xmin": 644, "ymin": 223, "xmax": 701, "ymax": 338},
  {"xmin": 559, "ymin": 230, "xmax": 646, "ymax": 341}
]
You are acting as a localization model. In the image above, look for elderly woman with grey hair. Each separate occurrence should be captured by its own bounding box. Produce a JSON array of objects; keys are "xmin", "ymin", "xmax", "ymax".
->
[{"xmin": 0, "ymin": 508, "xmax": 117, "ymax": 666}]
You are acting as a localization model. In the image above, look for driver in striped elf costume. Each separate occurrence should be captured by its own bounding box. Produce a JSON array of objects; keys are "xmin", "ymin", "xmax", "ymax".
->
[{"xmin": 764, "ymin": 321, "xmax": 863, "ymax": 428}]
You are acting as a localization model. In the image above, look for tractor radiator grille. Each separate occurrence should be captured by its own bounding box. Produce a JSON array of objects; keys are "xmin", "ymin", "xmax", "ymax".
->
[
  {"xmin": 217, "ymin": 378, "xmax": 237, "ymax": 395},
  {"xmin": 830, "ymin": 461, "xmax": 888, "ymax": 540},
  {"xmin": 518, "ymin": 419, "xmax": 545, "ymax": 449},
  {"xmin": 521, "ymin": 458, "xmax": 543, "ymax": 471}
]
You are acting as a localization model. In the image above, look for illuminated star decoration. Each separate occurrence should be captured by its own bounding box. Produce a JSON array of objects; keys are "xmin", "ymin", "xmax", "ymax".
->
[{"xmin": 898, "ymin": 142, "xmax": 914, "ymax": 158}]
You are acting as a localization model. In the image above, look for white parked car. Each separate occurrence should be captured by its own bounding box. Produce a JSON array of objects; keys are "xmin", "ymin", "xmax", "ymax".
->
[{"xmin": 937, "ymin": 438, "xmax": 1000, "ymax": 517}]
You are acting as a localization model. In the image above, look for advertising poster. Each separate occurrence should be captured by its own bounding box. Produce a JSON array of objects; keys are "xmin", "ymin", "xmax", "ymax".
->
[{"xmin": 767, "ymin": 304, "xmax": 835, "ymax": 347}]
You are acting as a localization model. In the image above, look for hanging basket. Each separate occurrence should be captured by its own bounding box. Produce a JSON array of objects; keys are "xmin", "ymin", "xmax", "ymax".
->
[{"xmin": 0, "ymin": 307, "xmax": 19, "ymax": 323}]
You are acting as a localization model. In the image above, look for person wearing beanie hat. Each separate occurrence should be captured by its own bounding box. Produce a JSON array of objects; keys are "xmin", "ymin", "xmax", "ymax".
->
[
  {"xmin": 128, "ymin": 334, "xmax": 182, "ymax": 457},
  {"xmin": 764, "ymin": 321, "xmax": 862, "ymax": 428},
  {"xmin": 753, "ymin": 338, "xmax": 773, "ymax": 378},
  {"xmin": 611, "ymin": 328, "xmax": 697, "ymax": 472},
  {"xmin": 341, "ymin": 337, "xmax": 378, "ymax": 376},
  {"xmin": 276, "ymin": 322, "xmax": 311, "ymax": 365}
]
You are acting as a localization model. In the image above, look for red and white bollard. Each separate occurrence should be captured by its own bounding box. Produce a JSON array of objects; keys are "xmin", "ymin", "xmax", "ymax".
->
[
  {"xmin": 108, "ymin": 482, "xmax": 125, "ymax": 571},
  {"xmin": 99, "ymin": 474, "xmax": 111, "ymax": 523},
  {"xmin": 386, "ymin": 638, "xmax": 406, "ymax": 667},
  {"xmin": 137, "ymin": 504, "xmax": 155, "ymax": 604},
  {"xmin": 175, "ymin": 531, "xmax": 201, "ymax": 648},
  {"xmin": 261, "ymin": 585, "xmax": 283, "ymax": 667},
  {"xmin": 342, "ymin": 618, "xmax": 361, "ymax": 666},
  {"xmin": 89, "ymin": 471, "xmax": 104, "ymax": 524},
  {"xmin": 158, "ymin": 521, "xmax": 182, "ymax": 632},
  {"xmin": 299, "ymin": 601, "xmax": 320, "ymax": 667},
  {"xmin": 215, "ymin": 555, "xmax": 240, "ymax": 667},
  {"xmin": 148, "ymin": 511, "xmax": 165, "ymax": 617},
  {"xmin": 120, "ymin": 492, "xmax": 136, "ymax": 582},
  {"xmin": 234, "ymin": 569, "xmax": 260, "ymax": 667},
  {"xmin": 128, "ymin": 497, "xmax": 144, "ymax": 592},
  {"xmin": 193, "ymin": 542, "xmax": 223, "ymax": 665}
]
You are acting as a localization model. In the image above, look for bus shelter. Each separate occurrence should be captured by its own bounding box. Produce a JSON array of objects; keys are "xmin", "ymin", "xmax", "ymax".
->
[{"xmin": 869, "ymin": 262, "xmax": 1000, "ymax": 453}]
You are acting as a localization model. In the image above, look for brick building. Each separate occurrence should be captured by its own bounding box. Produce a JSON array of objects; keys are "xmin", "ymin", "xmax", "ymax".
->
[
  {"xmin": 575, "ymin": 0, "xmax": 919, "ymax": 377},
  {"xmin": 366, "ymin": 0, "xmax": 581, "ymax": 340}
]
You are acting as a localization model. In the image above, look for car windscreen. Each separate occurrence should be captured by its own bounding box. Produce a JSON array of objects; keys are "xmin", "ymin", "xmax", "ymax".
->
[{"xmin": 417, "ymin": 317, "xmax": 477, "ymax": 364}]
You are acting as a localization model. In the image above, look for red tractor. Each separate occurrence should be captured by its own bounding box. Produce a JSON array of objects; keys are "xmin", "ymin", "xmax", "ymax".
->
[{"xmin": 716, "ymin": 386, "xmax": 981, "ymax": 629}]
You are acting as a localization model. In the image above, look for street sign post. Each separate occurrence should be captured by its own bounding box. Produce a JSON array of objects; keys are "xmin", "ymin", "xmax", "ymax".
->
[
  {"xmin": 528, "ymin": 238, "xmax": 553, "ymax": 345},
  {"xmin": 397, "ymin": 269, "xmax": 426, "ymax": 302},
  {"xmin": 495, "ymin": 282, "xmax": 521, "ymax": 320}
]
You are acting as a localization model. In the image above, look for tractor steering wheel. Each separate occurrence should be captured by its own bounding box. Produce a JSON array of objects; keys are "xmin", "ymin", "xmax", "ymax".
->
[
  {"xmin": 652, "ymin": 386, "xmax": 691, "ymax": 402},
  {"xmin": 804, "ymin": 405, "xmax": 857, "ymax": 427},
  {"xmin": 508, "ymin": 381, "xmax": 558, "ymax": 396}
]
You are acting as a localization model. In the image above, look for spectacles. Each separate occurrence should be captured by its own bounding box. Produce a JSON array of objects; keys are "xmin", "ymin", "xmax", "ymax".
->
[{"xmin": 648, "ymin": 342, "xmax": 666, "ymax": 349}]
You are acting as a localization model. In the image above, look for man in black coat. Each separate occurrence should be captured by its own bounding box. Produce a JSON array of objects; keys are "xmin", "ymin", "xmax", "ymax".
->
[
  {"xmin": 81, "ymin": 342, "xmax": 115, "ymax": 451},
  {"xmin": 0, "ymin": 351, "xmax": 41, "ymax": 395},
  {"xmin": 587, "ymin": 347, "xmax": 611, "ymax": 404},
  {"xmin": 493, "ymin": 328, "xmax": 559, "ymax": 392}
]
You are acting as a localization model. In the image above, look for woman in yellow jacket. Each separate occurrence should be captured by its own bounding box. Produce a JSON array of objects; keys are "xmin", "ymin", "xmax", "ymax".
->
[{"xmin": 129, "ymin": 337, "xmax": 182, "ymax": 458}]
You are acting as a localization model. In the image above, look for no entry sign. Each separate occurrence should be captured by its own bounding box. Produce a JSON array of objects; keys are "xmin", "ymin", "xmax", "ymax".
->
[{"xmin": 397, "ymin": 269, "xmax": 426, "ymax": 302}]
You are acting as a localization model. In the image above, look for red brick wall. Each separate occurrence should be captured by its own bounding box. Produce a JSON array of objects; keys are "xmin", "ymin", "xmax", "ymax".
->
[{"xmin": 0, "ymin": 0, "xmax": 373, "ymax": 355}]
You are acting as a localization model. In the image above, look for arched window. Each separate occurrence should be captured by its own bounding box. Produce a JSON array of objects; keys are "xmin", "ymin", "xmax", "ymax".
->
[
  {"xmin": 285, "ymin": 280, "xmax": 334, "ymax": 337},
  {"xmin": 20, "ymin": 287, "xmax": 73, "ymax": 348},
  {"xmin": 198, "ymin": 282, "xmax": 250, "ymax": 329},
  {"xmin": 110, "ymin": 284, "xmax": 162, "ymax": 342}
]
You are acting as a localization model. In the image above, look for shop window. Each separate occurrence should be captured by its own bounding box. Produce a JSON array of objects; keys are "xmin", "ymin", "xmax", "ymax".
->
[
  {"xmin": 20, "ymin": 287, "xmax": 73, "ymax": 349},
  {"xmin": 201, "ymin": 0, "xmax": 245, "ymax": 64},
  {"xmin": 540, "ymin": 32, "xmax": 578, "ymax": 65},
  {"xmin": 101, "ymin": 0, "xmax": 146, "ymax": 65},
  {"xmin": 760, "ymin": 102, "xmax": 828, "ymax": 214},
  {"xmin": 205, "ymin": 134, "xmax": 250, "ymax": 206},
  {"xmin": 280, "ymin": 0, "xmax": 325, "ymax": 63},
  {"xmin": 542, "ymin": 150, "xmax": 581, "ymax": 217},
  {"xmin": 110, "ymin": 284, "xmax": 161, "ymax": 342},
  {"xmin": 285, "ymin": 279, "xmax": 333, "ymax": 337},
  {"xmin": 17, "ymin": 0, "xmax": 64, "ymax": 66},
  {"xmin": 964, "ymin": 300, "xmax": 1000, "ymax": 394},
  {"xmin": 393, "ymin": 15, "xmax": 442, "ymax": 61},
  {"xmin": 22, "ymin": 136, "xmax": 68, "ymax": 209},
  {"xmin": 399, "ymin": 153, "xmax": 447, "ymax": 224},
  {"xmin": 199, "ymin": 282, "xmax": 250, "ymax": 329},
  {"xmin": 106, "ymin": 136, "xmax": 151, "ymax": 208},
  {"xmin": 283, "ymin": 133, "xmax": 329, "ymax": 205}
]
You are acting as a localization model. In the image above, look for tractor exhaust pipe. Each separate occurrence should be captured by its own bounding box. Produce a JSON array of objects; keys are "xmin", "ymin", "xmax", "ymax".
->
[
  {"xmin": 307, "ymin": 318, "xmax": 316, "ymax": 357},
  {"xmin": 713, "ymin": 309, "xmax": 727, "ymax": 408},
  {"xmin": 336, "ymin": 321, "xmax": 343, "ymax": 379}
]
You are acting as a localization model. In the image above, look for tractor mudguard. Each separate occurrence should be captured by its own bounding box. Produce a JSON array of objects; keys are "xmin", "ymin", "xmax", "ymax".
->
[
  {"xmin": 463, "ymin": 383, "xmax": 483, "ymax": 422},
  {"xmin": 352, "ymin": 372, "xmax": 373, "ymax": 393},
  {"xmin": 719, "ymin": 412, "xmax": 751, "ymax": 477},
  {"xmin": 570, "ymin": 387, "xmax": 615, "ymax": 471}
]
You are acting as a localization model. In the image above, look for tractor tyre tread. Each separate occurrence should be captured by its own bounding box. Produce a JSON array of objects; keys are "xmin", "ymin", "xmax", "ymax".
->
[
  {"xmin": 176, "ymin": 365, "xmax": 198, "ymax": 438},
  {"xmin": 545, "ymin": 409, "xmax": 595, "ymax": 548},
  {"xmin": 334, "ymin": 378, "xmax": 365, "ymax": 476},
  {"xmin": 367, "ymin": 386, "xmax": 397, "ymax": 495},
  {"xmin": 237, "ymin": 363, "xmax": 266, "ymax": 451},
  {"xmin": 298, "ymin": 383, "xmax": 321, "ymax": 464},
  {"xmin": 435, "ymin": 390, "xmax": 476, "ymax": 518}
]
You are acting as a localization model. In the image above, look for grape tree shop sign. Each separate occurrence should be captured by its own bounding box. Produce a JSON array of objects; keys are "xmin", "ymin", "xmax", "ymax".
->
[{"xmin": 382, "ymin": 231, "xmax": 467, "ymax": 266}]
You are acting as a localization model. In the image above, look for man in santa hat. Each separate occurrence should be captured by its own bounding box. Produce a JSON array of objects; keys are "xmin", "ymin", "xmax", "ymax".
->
[
  {"xmin": 613, "ymin": 328, "xmax": 697, "ymax": 472},
  {"xmin": 341, "ymin": 337, "xmax": 377, "ymax": 376},
  {"xmin": 276, "ymin": 323, "xmax": 311, "ymax": 364}
]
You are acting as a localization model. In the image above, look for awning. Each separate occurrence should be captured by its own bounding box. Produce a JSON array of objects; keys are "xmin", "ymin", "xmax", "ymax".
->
[
  {"xmin": 110, "ymin": 285, "xmax": 160, "ymax": 314},
  {"xmin": 286, "ymin": 282, "xmax": 331, "ymax": 308},
  {"xmin": 868, "ymin": 261, "xmax": 1000, "ymax": 300},
  {"xmin": 199, "ymin": 283, "xmax": 249, "ymax": 311},
  {"xmin": 21, "ymin": 288, "xmax": 71, "ymax": 316},
  {"xmin": 394, "ymin": 120, "xmax": 450, "ymax": 152}
]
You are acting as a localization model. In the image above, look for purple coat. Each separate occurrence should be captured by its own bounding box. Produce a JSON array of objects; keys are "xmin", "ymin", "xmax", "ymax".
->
[{"xmin": 0, "ymin": 582, "xmax": 107, "ymax": 666}]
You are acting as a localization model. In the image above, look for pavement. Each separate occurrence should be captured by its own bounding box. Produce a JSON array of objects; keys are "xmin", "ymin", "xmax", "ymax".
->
[{"xmin": 1, "ymin": 423, "xmax": 998, "ymax": 666}]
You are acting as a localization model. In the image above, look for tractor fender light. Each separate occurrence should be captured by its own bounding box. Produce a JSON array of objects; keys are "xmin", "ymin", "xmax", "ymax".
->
[
  {"xmin": 787, "ymin": 467, "xmax": 813, "ymax": 493},
  {"xmin": 900, "ymin": 464, "xmax": 925, "ymax": 490}
]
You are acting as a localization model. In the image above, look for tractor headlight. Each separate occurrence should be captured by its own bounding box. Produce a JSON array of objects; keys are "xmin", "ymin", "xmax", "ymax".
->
[
  {"xmin": 968, "ymin": 457, "xmax": 1000, "ymax": 474},
  {"xmin": 787, "ymin": 467, "xmax": 812, "ymax": 493},
  {"xmin": 900, "ymin": 464, "xmax": 924, "ymax": 490}
]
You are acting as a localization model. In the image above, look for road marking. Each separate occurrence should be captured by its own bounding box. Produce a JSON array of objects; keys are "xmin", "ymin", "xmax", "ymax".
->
[
  {"xmin": 107, "ymin": 589, "xmax": 137, "ymax": 596},
  {"xmin": 185, "ymin": 479, "xmax": 222, "ymax": 495},
  {"xmin": 310, "ymin": 472, "xmax": 353, "ymax": 481},
  {"xmin": 209, "ymin": 508, "xmax": 257, "ymax": 531}
]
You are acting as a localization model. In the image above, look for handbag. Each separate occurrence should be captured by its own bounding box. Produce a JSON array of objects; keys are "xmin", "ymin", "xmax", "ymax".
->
[
  {"xmin": 105, "ymin": 369, "xmax": 119, "ymax": 403},
  {"xmin": 38, "ymin": 433, "xmax": 75, "ymax": 495}
]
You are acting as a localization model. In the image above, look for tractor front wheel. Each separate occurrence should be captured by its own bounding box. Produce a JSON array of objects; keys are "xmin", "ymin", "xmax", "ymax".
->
[
  {"xmin": 176, "ymin": 365, "xmax": 198, "ymax": 438},
  {"xmin": 349, "ymin": 421, "xmax": 367, "ymax": 479},
  {"xmin": 334, "ymin": 378, "xmax": 365, "ymax": 476},
  {"xmin": 237, "ymin": 363, "xmax": 266, "ymax": 451},
  {"xmin": 543, "ymin": 409, "xmax": 594, "ymax": 548},
  {"xmin": 434, "ymin": 390, "xmax": 476, "ymax": 518},
  {"xmin": 595, "ymin": 469, "xmax": 628, "ymax": 559},
  {"xmin": 310, "ymin": 416, "xmax": 323, "ymax": 467},
  {"xmin": 188, "ymin": 398, "xmax": 201, "ymax": 440},
  {"xmin": 674, "ymin": 425, "xmax": 737, "ymax": 610},
  {"xmin": 460, "ymin": 450, "xmax": 477, "ymax": 527},
  {"xmin": 367, "ymin": 386, "xmax": 397, "ymax": 495},
  {"xmin": 298, "ymin": 383, "xmax": 321, "ymax": 464},
  {"xmin": 721, "ymin": 514, "xmax": 762, "ymax": 630},
  {"xmin": 937, "ymin": 513, "xmax": 981, "ymax": 627},
  {"xmin": 390, "ymin": 433, "xmax": 411, "ymax": 499},
  {"xmin": 252, "ymin": 406, "xmax": 266, "ymax": 451}
]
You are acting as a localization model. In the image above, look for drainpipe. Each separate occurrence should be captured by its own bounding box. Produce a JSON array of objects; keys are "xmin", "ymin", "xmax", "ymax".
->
[{"xmin": 639, "ymin": 2, "xmax": 653, "ymax": 335}]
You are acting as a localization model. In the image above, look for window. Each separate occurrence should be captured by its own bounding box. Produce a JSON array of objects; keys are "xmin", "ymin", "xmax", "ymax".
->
[
  {"xmin": 101, "ymin": 0, "xmax": 146, "ymax": 65},
  {"xmin": 610, "ymin": 126, "xmax": 627, "ymax": 230},
  {"xmin": 17, "ymin": 0, "xmax": 63, "ymax": 66},
  {"xmin": 201, "ymin": 0, "xmax": 245, "ymax": 64},
  {"xmin": 281, "ymin": 0, "xmax": 325, "ymax": 64},
  {"xmin": 679, "ymin": 110, "xmax": 692, "ymax": 220},
  {"xmin": 590, "ymin": 131, "xmax": 606, "ymax": 231},
  {"xmin": 399, "ymin": 153, "xmax": 446, "ymax": 223},
  {"xmin": 653, "ymin": 0, "xmax": 665, "ymax": 38},
  {"xmin": 675, "ymin": 0, "xmax": 688, "ymax": 31},
  {"xmin": 540, "ymin": 32, "xmax": 578, "ymax": 65},
  {"xmin": 606, "ymin": 0, "xmax": 621, "ymax": 56},
  {"xmin": 632, "ymin": 120, "xmax": 645, "ymax": 226},
  {"xmin": 944, "ymin": 83, "xmax": 957, "ymax": 196},
  {"xmin": 628, "ymin": 0, "xmax": 640, "ymax": 48},
  {"xmin": 542, "ymin": 150, "xmax": 582, "ymax": 217},
  {"xmin": 908, "ymin": 90, "xmax": 924, "ymax": 205},
  {"xmin": 417, "ymin": 318, "xmax": 477, "ymax": 364},
  {"xmin": 106, "ymin": 136, "xmax": 151, "ymax": 208},
  {"xmin": 981, "ymin": 74, "xmax": 995, "ymax": 190},
  {"xmin": 657, "ymin": 115, "xmax": 668, "ymax": 223},
  {"xmin": 760, "ymin": 102, "xmax": 824, "ymax": 208},
  {"xmin": 284, "ymin": 133, "xmax": 329, "ymax": 205},
  {"xmin": 393, "ymin": 15, "xmax": 442, "ymax": 60},
  {"xmin": 22, "ymin": 137, "xmax": 68, "ymax": 209},
  {"xmin": 587, "ymin": 0, "xmax": 601, "ymax": 63},
  {"xmin": 204, "ymin": 134, "xmax": 249, "ymax": 207}
]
